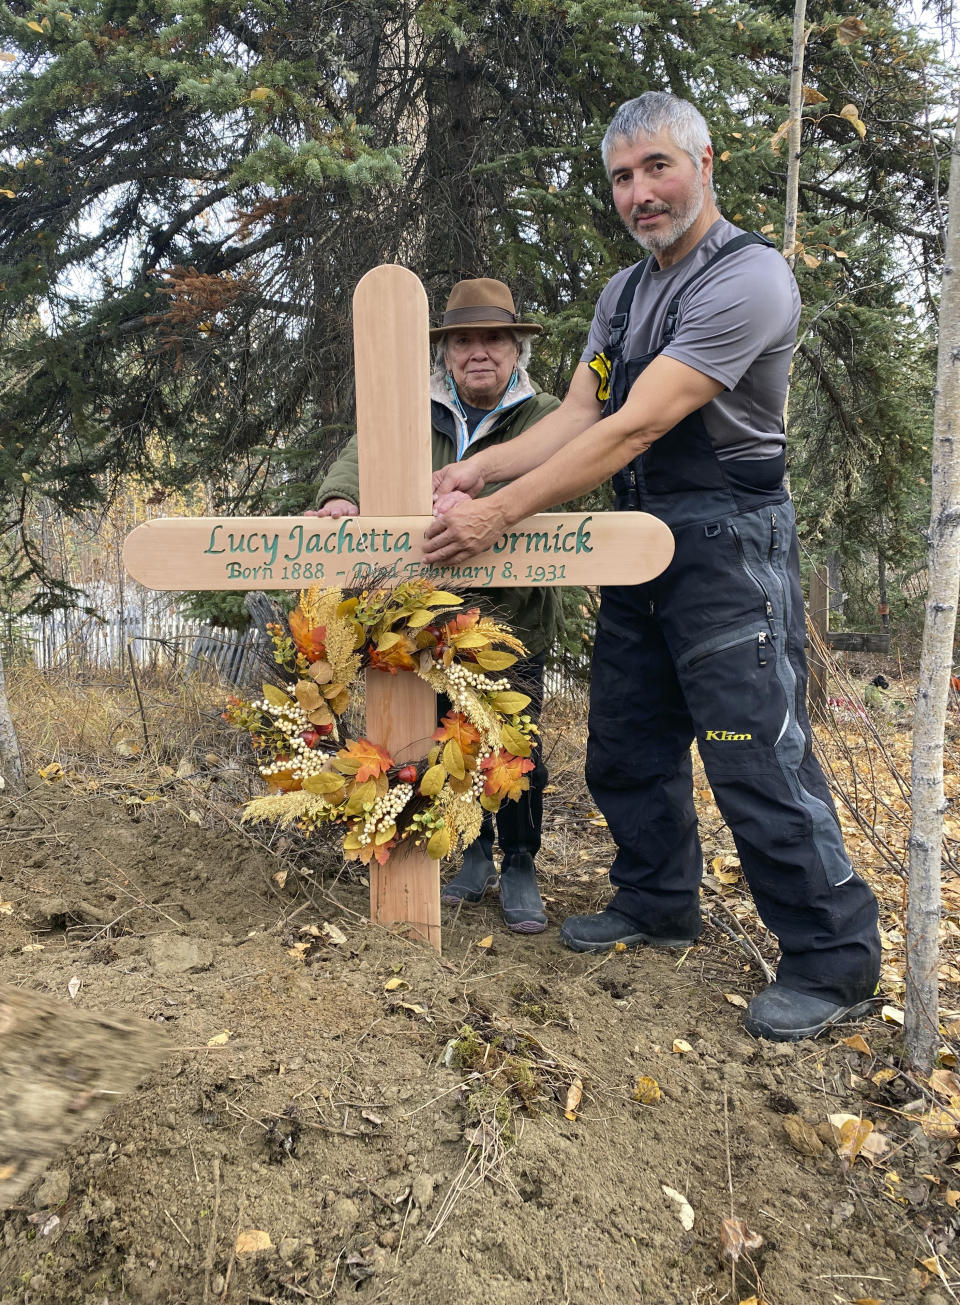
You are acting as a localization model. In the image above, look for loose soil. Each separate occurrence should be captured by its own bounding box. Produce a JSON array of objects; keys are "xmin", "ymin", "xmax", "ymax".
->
[{"xmin": 0, "ymin": 678, "xmax": 957, "ymax": 1305}]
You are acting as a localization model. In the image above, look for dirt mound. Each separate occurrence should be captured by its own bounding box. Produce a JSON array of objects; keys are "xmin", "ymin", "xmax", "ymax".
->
[{"xmin": 0, "ymin": 776, "xmax": 955, "ymax": 1305}]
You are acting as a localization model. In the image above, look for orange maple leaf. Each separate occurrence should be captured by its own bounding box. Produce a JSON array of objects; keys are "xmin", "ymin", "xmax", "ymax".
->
[
  {"xmin": 434, "ymin": 711, "xmax": 483, "ymax": 755},
  {"xmin": 337, "ymin": 738, "xmax": 394, "ymax": 783},
  {"xmin": 368, "ymin": 635, "xmax": 417, "ymax": 674},
  {"xmin": 289, "ymin": 609, "xmax": 326, "ymax": 661},
  {"xmin": 481, "ymin": 749, "xmax": 535, "ymax": 802},
  {"xmin": 440, "ymin": 608, "xmax": 481, "ymax": 639}
]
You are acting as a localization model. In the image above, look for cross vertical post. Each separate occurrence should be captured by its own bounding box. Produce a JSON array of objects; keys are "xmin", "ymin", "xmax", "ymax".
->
[{"xmin": 353, "ymin": 266, "xmax": 441, "ymax": 950}]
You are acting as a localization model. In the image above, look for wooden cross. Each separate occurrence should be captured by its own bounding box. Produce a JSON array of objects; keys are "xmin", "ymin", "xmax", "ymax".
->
[{"xmin": 125, "ymin": 265, "xmax": 675, "ymax": 953}]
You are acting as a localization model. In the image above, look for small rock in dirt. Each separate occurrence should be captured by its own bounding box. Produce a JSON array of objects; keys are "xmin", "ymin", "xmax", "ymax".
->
[
  {"xmin": 379, "ymin": 1230, "xmax": 399, "ymax": 1249},
  {"xmin": 210, "ymin": 1274, "xmax": 225, "ymax": 1295},
  {"xmin": 411, "ymin": 1173, "xmax": 435, "ymax": 1210},
  {"xmin": 329, "ymin": 1197, "xmax": 360, "ymax": 1235},
  {"xmin": 829, "ymin": 1200, "xmax": 855, "ymax": 1228},
  {"xmin": 782, "ymin": 1115, "xmax": 823, "ymax": 1157},
  {"xmin": 767, "ymin": 1091, "xmax": 799, "ymax": 1114},
  {"xmin": 35, "ymin": 1167, "xmax": 70, "ymax": 1208},
  {"xmin": 142, "ymin": 935, "xmax": 215, "ymax": 975},
  {"xmin": 279, "ymin": 1236, "xmax": 299, "ymax": 1262}
]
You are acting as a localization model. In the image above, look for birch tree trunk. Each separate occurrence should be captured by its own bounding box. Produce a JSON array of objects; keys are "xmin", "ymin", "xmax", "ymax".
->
[
  {"xmin": 904, "ymin": 111, "xmax": 960, "ymax": 1074},
  {"xmin": 0, "ymin": 650, "xmax": 25, "ymax": 794},
  {"xmin": 782, "ymin": 0, "xmax": 808, "ymax": 272}
]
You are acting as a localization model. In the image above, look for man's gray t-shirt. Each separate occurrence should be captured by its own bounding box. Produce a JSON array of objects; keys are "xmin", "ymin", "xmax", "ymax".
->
[{"xmin": 580, "ymin": 218, "xmax": 801, "ymax": 463}]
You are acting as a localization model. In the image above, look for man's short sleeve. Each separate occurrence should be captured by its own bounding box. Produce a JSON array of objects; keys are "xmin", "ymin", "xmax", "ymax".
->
[{"xmin": 662, "ymin": 248, "xmax": 799, "ymax": 391}]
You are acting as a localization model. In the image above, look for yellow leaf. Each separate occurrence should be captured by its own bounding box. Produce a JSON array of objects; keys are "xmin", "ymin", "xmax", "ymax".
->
[
  {"xmin": 945, "ymin": 1190, "xmax": 960, "ymax": 1208},
  {"xmin": 473, "ymin": 649, "xmax": 518, "ymax": 671},
  {"xmin": 427, "ymin": 826, "xmax": 450, "ymax": 860},
  {"xmin": 37, "ymin": 762, "xmax": 64, "ymax": 781},
  {"xmin": 802, "ymin": 252, "xmax": 821, "ymax": 269},
  {"xmin": 920, "ymin": 1256, "xmax": 941, "ymax": 1273},
  {"xmin": 0, "ymin": 189, "xmax": 16, "ymax": 198},
  {"xmin": 383, "ymin": 977, "xmax": 407, "ymax": 991},
  {"xmin": 206, "ymin": 1031, "xmax": 231, "ymax": 1046},
  {"xmin": 633, "ymin": 1075, "xmax": 662, "ymax": 1104},
  {"xmin": 248, "ymin": 86, "xmax": 272, "ymax": 101},
  {"xmin": 419, "ymin": 763, "xmax": 446, "ymax": 797},
  {"xmin": 929, "ymin": 1069, "xmax": 960, "ymax": 1099},
  {"xmin": 27, "ymin": 20, "xmax": 44, "ymax": 32},
  {"xmin": 853, "ymin": 1298, "xmax": 882, "ymax": 1305},
  {"xmin": 476, "ymin": 935, "xmax": 493, "ymax": 950},
  {"xmin": 488, "ymin": 690, "xmax": 531, "ymax": 715},
  {"xmin": 423, "ymin": 590, "xmax": 462, "ymax": 607},
  {"xmin": 443, "ymin": 738, "xmax": 465, "ymax": 780},
  {"xmin": 672, "ymin": 1039, "xmax": 693, "ymax": 1054},
  {"xmin": 262, "ymin": 682, "xmax": 291, "ymax": 708},
  {"xmin": 453, "ymin": 631, "xmax": 489, "ymax": 648},
  {"xmin": 302, "ymin": 771, "xmax": 347, "ymax": 797},
  {"xmin": 564, "ymin": 1077, "xmax": 583, "ymax": 1120},
  {"xmin": 882, "ymin": 1004, "xmax": 904, "ymax": 1025},
  {"xmin": 406, "ymin": 608, "xmax": 436, "ymax": 628},
  {"xmin": 501, "ymin": 723, "xmax": 531, "ymax": 758},
  {"xmin": 235, "ymin": 1229, "xmax": 273, "ymax": 1257},
  {"xmin": 842, "ymin": 1034, "xmax": 871, "ymax": 1055},
  {"xmin": 724, "ymin": 993, "xmax": 748, "ymax": 1009},
  {"xmin": 802, "ymin": 86, "xmax": 828, "ymax": 105},
  {"xmin": 614, "ymin": 941, "xmax": 627, "ymax": 952},
  {"xmin": 760, "ymin": 223, "xmax": 775, "ymax": 235},
  {"xmin": 719, "ymin": 150, "xmax": 731, "ymax": 161}
]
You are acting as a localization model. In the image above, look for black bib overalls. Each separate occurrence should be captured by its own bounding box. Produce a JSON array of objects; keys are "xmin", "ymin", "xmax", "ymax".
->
[{"xmin": 586, "ymin": 238, "xmax": 880, "ymax": 1004}]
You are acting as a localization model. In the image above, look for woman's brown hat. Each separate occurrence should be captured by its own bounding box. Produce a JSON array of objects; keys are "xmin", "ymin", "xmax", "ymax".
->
[{"xmin": 429, "ymin": 278, "xmax": 542, "ymax": 342}]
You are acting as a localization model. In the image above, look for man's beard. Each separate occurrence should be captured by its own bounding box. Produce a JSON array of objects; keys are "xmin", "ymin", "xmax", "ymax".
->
[{"xmin": 627, "ymin": 180, "xmax": 704, "ymax": 253}]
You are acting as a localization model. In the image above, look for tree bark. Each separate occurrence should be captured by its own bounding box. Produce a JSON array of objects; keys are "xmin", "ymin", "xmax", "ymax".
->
[
  {"xmin": 782, "ymin": 0, "xmax": 808, "ymax": 272},
  {"xmin": 904, "ymin": 111, "xmax": 960, "ymax": 1074},
  {"xmin": 0, "ymin": 650, "xmax": 25, "ymax": 794}
]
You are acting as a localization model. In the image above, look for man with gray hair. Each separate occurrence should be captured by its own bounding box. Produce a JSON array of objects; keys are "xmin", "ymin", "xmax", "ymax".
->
[
  {"xmin": 425, "ymin": 92, "xmax": 881, "ymax": 1041},
  {"xmin": 309, "ymin": 277, "xmax": 560, "ymax": 934}
]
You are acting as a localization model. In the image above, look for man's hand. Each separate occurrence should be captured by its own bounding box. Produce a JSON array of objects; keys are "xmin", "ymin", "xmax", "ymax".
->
[
  {"xmin": 303, "ymin": 498, "xmax": 358, "ymax": 518},
  {"xmin": 432, "ymin": 461, "xmax": 485, "ymax": 503},
  {"xmin": 423, "ymin": 497, "xmax": 506, "ymax": 564}
]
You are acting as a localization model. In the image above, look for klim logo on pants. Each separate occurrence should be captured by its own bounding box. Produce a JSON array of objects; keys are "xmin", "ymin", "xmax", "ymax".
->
[{"xmin": 704, "ymin": 730, "xmax": 753, "ymax": 742}]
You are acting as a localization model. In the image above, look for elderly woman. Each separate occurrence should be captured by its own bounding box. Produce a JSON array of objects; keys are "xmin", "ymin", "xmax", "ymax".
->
[{"xmin": 309, "ymin": 278, "xmax": 560, "ymax": 933}]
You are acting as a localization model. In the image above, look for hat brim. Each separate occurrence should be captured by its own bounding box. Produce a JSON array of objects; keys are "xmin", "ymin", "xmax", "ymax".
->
[{"xmin": 429, "ymin": 320, "xmax": 543, "ymax": 343}]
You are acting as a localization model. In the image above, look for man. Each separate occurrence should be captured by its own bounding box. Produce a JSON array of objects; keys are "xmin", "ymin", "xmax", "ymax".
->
[
  {"xmin": 308, "ymin": 278, "xmax": 560, "ymax": 934},
  {"xmin": 424, "ymin": 93, "xmax": 881, "ymax": 1041}
]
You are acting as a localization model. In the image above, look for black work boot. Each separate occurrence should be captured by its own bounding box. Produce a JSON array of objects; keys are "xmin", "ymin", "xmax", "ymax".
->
[
  {"xmin": 499, "ymin": 853, "xmax": 547, "ymax": 934},
  {"xmin": 744, "ymin": 983, "xmax": 878, "ymax": 1042},
  {"xmin": 560, "ymin": 907, "xmax": 699, "ymax": 953},
  {"xmin": 441, "ymin": 842, "xmax": 497, "ymax": 906}
]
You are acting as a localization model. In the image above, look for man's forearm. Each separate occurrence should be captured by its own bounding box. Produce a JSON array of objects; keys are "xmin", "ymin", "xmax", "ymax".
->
[
  {"xmin": 470, "ymin": 396, "xmax": 600, "ymax": 485},
  {"xmin": 487, "ymin": 407, "xmax": 648, "ymax": 522}
]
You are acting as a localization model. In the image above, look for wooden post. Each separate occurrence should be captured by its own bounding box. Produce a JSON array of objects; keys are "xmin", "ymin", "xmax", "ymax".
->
[
  {"xmin": 354, "ymin": 266, "xmax": 440, "ymax": 950},
  {"xmin": 807, "ymin": 565, "xmax": 829, "ymax": 718}
]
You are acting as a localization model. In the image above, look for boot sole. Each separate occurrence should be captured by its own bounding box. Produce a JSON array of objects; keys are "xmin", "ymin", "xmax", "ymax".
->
[
  {"xmin": 743, "ymin": 998, "xmax": 877, "ymax": 1042},
  {"xmin": 440, "ymin": 879, "xmax": 497, "ymax": 907},
  {"xmin": 560, "ymin": 927, "xmax": 697, "ymax": 954}
]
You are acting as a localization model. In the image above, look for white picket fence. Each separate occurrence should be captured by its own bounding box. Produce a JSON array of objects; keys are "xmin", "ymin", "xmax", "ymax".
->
[{"xmin": 4, "ymin": 600, "xmax": 262, "ymax": 683}]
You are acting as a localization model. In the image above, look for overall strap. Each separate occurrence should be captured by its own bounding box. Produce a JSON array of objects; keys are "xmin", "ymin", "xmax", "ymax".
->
[
  {"xmin": 606, "ymin": 257, "xmax": 649, "ymax": 362},
  {"xmin": 662, "ymin": 231, "xmax": 775, "ymax": 343}
]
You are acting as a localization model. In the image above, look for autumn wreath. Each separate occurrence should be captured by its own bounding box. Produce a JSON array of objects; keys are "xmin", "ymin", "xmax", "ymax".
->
[{"xmin": 224, "ymin": 580, "xmax": 538, "ymax": 865}]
